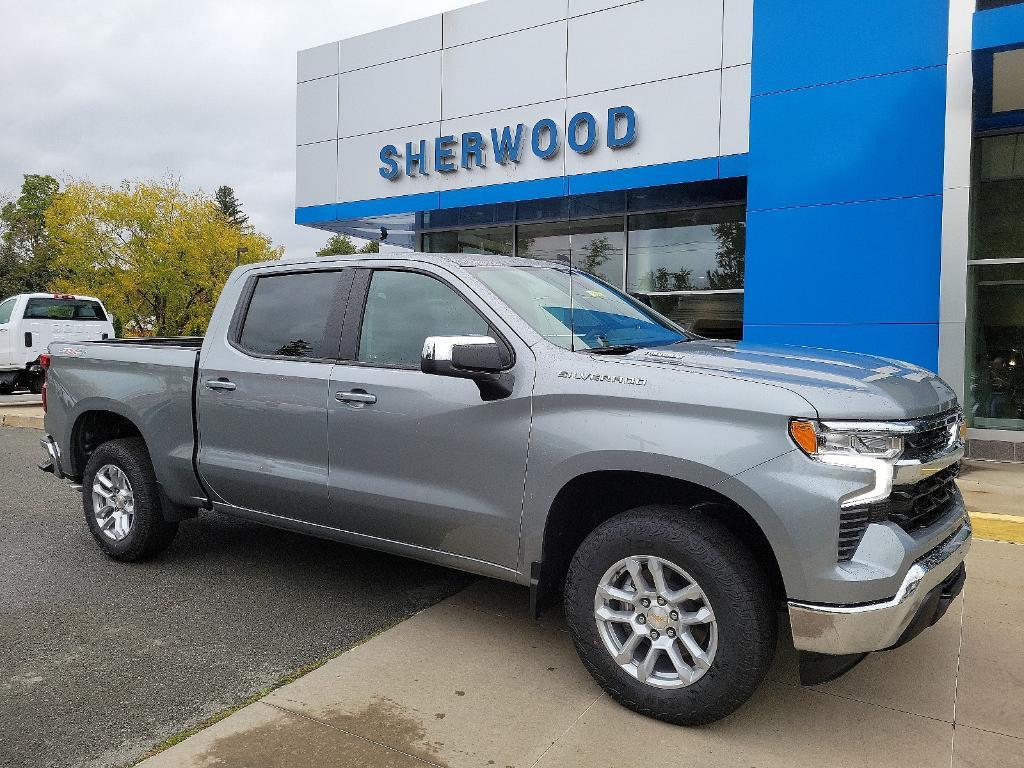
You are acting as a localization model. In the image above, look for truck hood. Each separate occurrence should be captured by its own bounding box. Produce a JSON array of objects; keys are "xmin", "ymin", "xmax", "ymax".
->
[{"xmin": 620, "ymin": 340, "xmax": 958, "ymax": 420}]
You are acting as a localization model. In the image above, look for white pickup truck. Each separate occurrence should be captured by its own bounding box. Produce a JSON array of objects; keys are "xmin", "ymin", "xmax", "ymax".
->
[{"xmin": 0, "ymin": 293, "xmax": 115, "ymax": 394}]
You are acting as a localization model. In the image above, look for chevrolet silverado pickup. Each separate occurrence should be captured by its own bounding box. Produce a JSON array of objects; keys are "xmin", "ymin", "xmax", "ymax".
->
[{"xmin": 39, "ymin": 253, "xmax": 971, "ymax": 724}]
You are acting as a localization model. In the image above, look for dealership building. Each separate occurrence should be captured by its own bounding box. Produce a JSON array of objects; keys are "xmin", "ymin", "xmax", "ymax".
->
[{"xmin": 295, "ymin": 0, "xmax": 1024, "ymax": 458}]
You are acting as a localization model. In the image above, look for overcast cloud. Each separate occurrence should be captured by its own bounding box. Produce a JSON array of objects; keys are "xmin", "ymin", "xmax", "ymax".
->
[{"xmin": 0, "ymin": 0, "xmax": 472, "ymax": 256}]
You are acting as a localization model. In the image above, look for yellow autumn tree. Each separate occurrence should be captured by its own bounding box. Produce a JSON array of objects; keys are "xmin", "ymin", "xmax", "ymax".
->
[{"xmin": 46, "ymin": 179, "xmax": 282, "ymax": 336}]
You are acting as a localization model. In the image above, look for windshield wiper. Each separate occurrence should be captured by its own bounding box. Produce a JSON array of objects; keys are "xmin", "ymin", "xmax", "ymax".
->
[{"xmin": 584, "ymin": 345, "xmax": 639, "ymax": 355}]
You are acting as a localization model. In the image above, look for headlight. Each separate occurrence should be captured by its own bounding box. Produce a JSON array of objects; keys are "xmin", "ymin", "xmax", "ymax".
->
[
  {"xmin": 789, "ymin": 419, "xmax": 905, "ymax": 508},
  {"xmin": 789, "ymin": 420, "xmax": 904, "ymax": 460}
]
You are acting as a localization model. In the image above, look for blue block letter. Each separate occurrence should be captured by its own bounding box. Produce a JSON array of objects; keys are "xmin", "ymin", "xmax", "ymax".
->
[
  {"xmin": 490, "ymin": 124, "xmax": 525, "ymax": 165},
  {"xmin": 607, "ymin": 106, "xmax": 637, "ymax": 149},
  {"xmin": 568, "ymin": 112, "xmax": 598, "ymax": 154},
  {"xmin": 531, "ymin": 118, "xmax": 559, "ymax": 160},
  {"xmin": 435, "ymin": 135, "xmax": 457, "ymax": 174},
  {"xmin": 379, "ymin": 144, "xmax": 401, "ymax": 180},
  {"xmin": 405, "ymin": 140, "xmax": 429, "ymax": 176},
  {"xmin": 461, "ymin": 131, "xmax": 486, "ymax": 169}
]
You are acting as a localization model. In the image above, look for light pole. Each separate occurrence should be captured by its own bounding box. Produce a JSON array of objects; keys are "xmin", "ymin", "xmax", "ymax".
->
[{"xmin": 235, "ymin": 246, "xmax": 249, "ymax": 266}]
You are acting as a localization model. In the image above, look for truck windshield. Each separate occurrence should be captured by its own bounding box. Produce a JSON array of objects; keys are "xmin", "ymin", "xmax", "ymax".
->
[
  {"xmin": 471, "ymin": 266, "xmax": 690, "ymax": 351},
  {"xmin": 24, "ymin": 298, "xmax": 107, "ymax": 321}
]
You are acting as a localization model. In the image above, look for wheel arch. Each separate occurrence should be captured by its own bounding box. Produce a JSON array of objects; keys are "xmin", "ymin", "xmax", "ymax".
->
[{"xmin": 529, "ymin": 466, "xmax": 786, "ymax": 618}]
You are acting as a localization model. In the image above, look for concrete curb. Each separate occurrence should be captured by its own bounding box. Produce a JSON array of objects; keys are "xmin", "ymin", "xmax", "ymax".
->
[
  {"xmin": 970, "ymin": 511, "xmax": 1024, "ymax": 545},
  {"xmin": 0, "ymin": 413, "xmax": 43, "ymax": 429}
]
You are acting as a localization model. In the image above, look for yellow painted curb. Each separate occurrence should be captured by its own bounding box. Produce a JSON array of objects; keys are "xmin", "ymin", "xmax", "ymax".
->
[
  {"xmin": 0, "ymin": 414, "xmax": 44, "ymax": 429},
  {"xmin": 970, "ymin": 511, "xmax": 1024, "ymax": 545}
]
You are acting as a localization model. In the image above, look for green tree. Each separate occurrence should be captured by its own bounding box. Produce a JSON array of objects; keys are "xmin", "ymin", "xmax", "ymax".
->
[
  {"xmin": 643, "ymin": 266, "xmax": 694, "ymax": 292},
  {"xmin": 0, "ymin": 174, "xmax": 61, "ymax": 298},
  {"xmin": 214, "ymin": 185, "xmax": 249, "ymax": 229},
  {"xmin": 47, "ymin": 178, "xmax": 283, "ymax": 336},
  {"xmin": 316, "ymin": 233, "xmax": 380, "ymax": 256},
  {"xmin": 577, "ymin": 236, "xmax": 612, "ymax": 276},
  {"xmin": 706, "ymin": 222, "xmax": 746, "ymax": 290}
]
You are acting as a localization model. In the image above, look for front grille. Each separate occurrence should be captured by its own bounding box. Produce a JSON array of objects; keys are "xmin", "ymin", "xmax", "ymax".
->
[
  {"xmin": 903, "ymin": 412, "xmax": 959, "ymax": 460},
  {"xmin": 876, "ymin": 462, "xmax": 961, "ymax": 531},
  {"xmin": 837, "ymin": 462, "xmax": 961, "ymax": 562}
]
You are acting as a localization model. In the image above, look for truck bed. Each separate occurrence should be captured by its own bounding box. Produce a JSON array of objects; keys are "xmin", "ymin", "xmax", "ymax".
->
[{"xmin": 44, "ymin": 336, "xmax": 205, "ymax": 505}]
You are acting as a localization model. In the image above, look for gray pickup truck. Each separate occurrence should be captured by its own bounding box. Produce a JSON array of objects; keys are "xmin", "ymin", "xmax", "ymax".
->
[{"xmin": 39, "ymin": 253, "xmax": 971, "ymax": 724}]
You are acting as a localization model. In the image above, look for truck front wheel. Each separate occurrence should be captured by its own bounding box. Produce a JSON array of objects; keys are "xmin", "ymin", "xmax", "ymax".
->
[
  {"xmin": 564, "ymin": 504, "xmax": 777, "ymax": 725},
  {"xmin": 82, "ymin": 437, "xmax": 179, "ymax": 561}
]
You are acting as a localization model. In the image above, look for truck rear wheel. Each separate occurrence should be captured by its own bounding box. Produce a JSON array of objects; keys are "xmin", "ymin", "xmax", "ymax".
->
[
  {"xmin": 564, "ymin": 504, "xmax": 776, "ymax": 725},
  {"xmin": 82, "ymin": 437, "xmax": 178, "ymax": 561}
]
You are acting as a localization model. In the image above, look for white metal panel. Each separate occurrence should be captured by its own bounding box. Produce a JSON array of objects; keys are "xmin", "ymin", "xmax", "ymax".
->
[
  {"xmin": 567, "ymin": 0, "xmax": 723, "ymax": 97},
  {"xmin": 296, "ymin": 76, "xmax": 338, "ymax": 146},
  {"xmin": 297, "ymin": 42, "xmax": 338, "ymax": 83},
  {"xmin": 442, "ymin": 23, "xmax": 568, "ymax": 119},
  {"xmin": 337, "ymin": 122, "xmax": 441, "ymax": 203},
  {"xmin": 338, "ymin": 14, "xmax": 442, "ymax": 73},
  {"xmin": 569, "ymin": 0, "xmax": 637, "ymax": 16},
  {"xmin": 720, "ymin": 65, "xmax": 750, "ymax": 156},
  {"xmin": 437, "ymin": 100, "xmax": 567, "ymax": 193},
  {"xmin": 722, "ymin": 0, "xmax": 753, "ymax": 67},
  {"xmin": 947, "ymin": 0, "xmax": 975, "ymax": 56},
  {"xmin": 443, "ymin": 0, "xmax": 566, "ymax": 47},
  {"xmin": 338, "ymin": 52, "xmax": 442, "ymax": 138},
  {"xmin": 943, "ymin": 51, "xmax": 973, "ymax": 191},
  {"xmin": 296, "ymin": 141, "xmax": 338, "ymax": 207},
  {"xmin": 564, "ymin": 71, "xmax": 721, "ymax": 176}
]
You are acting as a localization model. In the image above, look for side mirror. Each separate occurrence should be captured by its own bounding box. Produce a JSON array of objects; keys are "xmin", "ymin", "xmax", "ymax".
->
[{"xmin": 421, "ymin": 336, "xmax": 514, "ymax": 400}]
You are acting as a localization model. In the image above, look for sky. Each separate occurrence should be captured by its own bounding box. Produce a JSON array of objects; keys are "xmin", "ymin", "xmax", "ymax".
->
[{"xmin": 0, "ymin": 0, "xmax": 474, "ymax": 257}]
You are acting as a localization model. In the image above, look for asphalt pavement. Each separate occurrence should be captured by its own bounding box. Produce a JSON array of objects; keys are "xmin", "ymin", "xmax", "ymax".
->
[{"xmin": 0, "ymin": 427, "xmax": 474, "ymax": 768}]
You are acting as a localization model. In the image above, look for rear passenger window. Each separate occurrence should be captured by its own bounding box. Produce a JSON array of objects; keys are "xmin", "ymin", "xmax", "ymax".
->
[
  {"xmin": 358, "ymin": 271, "xmax": 489, "ymax": 367},
  {"xmin": 24, "ymin": 298, "xmax": 106, "ymax": 321},
  {"xmin": 237, "ymin": 271, "xmax": 343, "ymax": 359}
]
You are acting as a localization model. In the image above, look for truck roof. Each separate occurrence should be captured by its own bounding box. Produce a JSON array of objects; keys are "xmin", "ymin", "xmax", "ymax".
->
[
  {"xmin": 270, "ymin": 252, "xmax": 563, "ymax": 271},
  {"xmin": 3, "ymin": 292, "xmax": 105, "ymax": 303}
]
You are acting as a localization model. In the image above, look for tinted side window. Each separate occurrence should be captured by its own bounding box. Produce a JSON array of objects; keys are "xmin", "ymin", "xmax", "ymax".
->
[
  {"xmin": 0, "ymin": 298, "xmax": 14, "ymax": 324},
  {"xmin": 237, "ymin": 271, "xmax": 343, "ymax": 359},
  {"xmin": 358, "ymin": 271, "xmax": 489, "ymax": 367}
]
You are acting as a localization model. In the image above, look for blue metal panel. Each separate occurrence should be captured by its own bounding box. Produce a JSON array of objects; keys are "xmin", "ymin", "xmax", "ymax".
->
[
  {"xmin": 742, "ymin": 323, "xmax": 940, "ymax": 372},
  {"xmin": 974, "ymin": 4, "xmax": 1024, "ymax": 50},
  {"xmin": 295, "ymin": 155, "xmax": 748, "ymax": 225},
  {"xmin": 295, "ymin": 203, "xmax": 338, "ymax": 225},
  {"xmin": 748, "ymin": 66, "xmax": 947, "ymax": 212},
  {"xmin": 334, "ymin": 191, "xmax": 440, "ymax": 219},
  {"xmin": 439, "ymin": 177, "xmax": 567, "ymax": 209},
  {"xmin": 751, "ymin": 0, "xmax": 949, "ymax": 96},
  {"xmin": 744, "ymin": 196, "xmax": 942, "ymax": 326},
  {"xmin": 719, "ymin": 153, "xmax": 748, "ymax": 179},
  {"xmin": 568, "ymin": 157, "xmax": 719, "ymax": 196}
]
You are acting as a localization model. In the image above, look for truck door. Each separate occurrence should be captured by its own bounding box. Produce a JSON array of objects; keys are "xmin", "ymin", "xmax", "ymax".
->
[
  {"xmin": 0, "ymin": 297, "xmax": 16, "ymax": 370},
  {"xmin": 325, "ymin": 266, "xmax": 534, "ymax": 569},
  {"xmin": 196, "ymin": 268, "xmax": 352, "ymax": 522}
]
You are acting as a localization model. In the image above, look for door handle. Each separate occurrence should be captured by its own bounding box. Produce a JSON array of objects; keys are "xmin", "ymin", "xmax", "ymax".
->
[
  {"xmin": 336, "ymin": 390, "xmax": 376, "ymax": 405},
  {"xmin": 205, "ymin": 379, "xmax": 236, "ymax": 391}
]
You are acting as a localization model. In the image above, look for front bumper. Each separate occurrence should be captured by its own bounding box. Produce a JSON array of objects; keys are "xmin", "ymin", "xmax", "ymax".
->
[{"xmin": 788, "ymin": 519, "xmax": 972, "ymax": 655}]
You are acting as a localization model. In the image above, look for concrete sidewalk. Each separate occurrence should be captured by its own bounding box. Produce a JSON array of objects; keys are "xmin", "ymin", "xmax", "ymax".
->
[{"xmin": 139, "ymin": 539, "xmax": 1023, "ymax": 768}]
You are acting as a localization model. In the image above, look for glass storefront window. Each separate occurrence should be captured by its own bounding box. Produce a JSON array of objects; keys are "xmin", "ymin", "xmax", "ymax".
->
[
  {"xmin": 967, "ymin": 133, "xmax": 1024, "ymax": 430},
  {"xmin": 515, "ymin": 219, "xmax": 626, "ymax": 288},
  {"xmin": 422, "ymin": 226, "xmax": 514, "ymax": 256},
  {"xmin": 626, "ymin": 207, "xmax": 746, "ymax": 340},
  {"xmin": 516, "ymin": 221, "xmax": 570, "ymax": 264}
]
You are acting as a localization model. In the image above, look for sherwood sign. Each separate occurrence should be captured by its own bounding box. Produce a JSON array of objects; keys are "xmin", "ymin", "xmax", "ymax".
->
[{"xmin": 379, "ymin": 105, "xmax": 637, "ymax": 181}]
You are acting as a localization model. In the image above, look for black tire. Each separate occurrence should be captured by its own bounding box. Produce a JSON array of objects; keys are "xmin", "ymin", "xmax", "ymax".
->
[
  {"xmin": 27, "ymin": 375, "xmax": 43, "ymax": 395},
  {"xmin": 82, "ymin": 437, "xmax": 178, "ymax": 561},
  {"xmin": 0, "ymin": 384, "xmax": 13, "ymax": 396},
  {"xmin": 564, "ymin": 504, "xmax": 777, "ymax": 725}
]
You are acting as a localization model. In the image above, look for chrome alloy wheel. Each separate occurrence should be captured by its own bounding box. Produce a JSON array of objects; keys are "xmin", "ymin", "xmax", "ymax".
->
[
  {"xmin": 594, "ymin": 555, "xmax": 718, "ymax": 689},
  {"xmin": 91, "ymin": 464, "xmax": 136, "ymax": 542}
]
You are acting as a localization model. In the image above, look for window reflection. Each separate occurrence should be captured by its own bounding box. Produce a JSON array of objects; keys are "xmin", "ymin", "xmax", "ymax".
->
[
  {"xmin": 422, "ymin": 227, "xmax": 513, "ymax": 256},
  {"xmin": 967, "ymin": 132, "xmax": 1024, "ymax": 430},
  {"xmin": 627, "ymin": 207, "xmax": 745, "ymax": 340}
]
